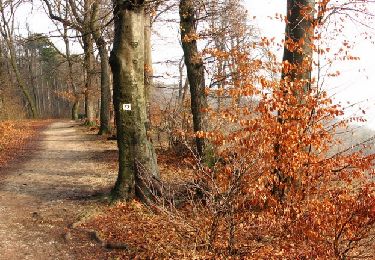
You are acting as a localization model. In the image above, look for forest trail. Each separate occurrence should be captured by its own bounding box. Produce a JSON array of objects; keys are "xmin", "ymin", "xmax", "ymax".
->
[{"xmin": 0, "ymin": 121, "xmax": 117, "ymax": 260}]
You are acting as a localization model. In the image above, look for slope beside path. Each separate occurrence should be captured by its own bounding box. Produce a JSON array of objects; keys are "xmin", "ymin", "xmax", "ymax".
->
[{"xmin": 0, "ymin": 121, "xmax": 117, "ymax": 260}]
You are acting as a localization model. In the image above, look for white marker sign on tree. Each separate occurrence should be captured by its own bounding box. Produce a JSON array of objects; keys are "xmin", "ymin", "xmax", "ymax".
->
[{"xmin": 122, "ymin": 104, "xmax": 131, "ymax": 111}]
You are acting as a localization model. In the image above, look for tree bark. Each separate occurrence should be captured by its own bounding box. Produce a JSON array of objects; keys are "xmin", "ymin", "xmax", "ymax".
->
[
  {"xmin": 63, "ymin": 22, "xmax": 80, "ymax": 120},
  {"xmin": 144, "ymin": 11, "xmax": 152, "ymax": 100},
  {"xmin": 91, "ymin": 2, "xmax": 112, "ymax": 134},
  {"xmin": 273, "ymin": 0, "xmax": 315, "ymax": 200},
  {"xmin": 281, "ymin": 0, "xmax": 314, "ymax": 94},
  {"xmin": 144, "ymin": 11, "xmax": 153, "ymax": 123},
  {"xmin": 179, "ymin": 0, "xmax": 208, "ymax": 159},
  {"xmin": 82, "ymin": 32, "xmax": 96, "ymax": 124},
  {"xmin": 82, "ymin": 0, "xmax": 96, "ymax": 125},
  {"xmin": 110, "ymin": 0, "xmax": 159, "ymax": 200}
]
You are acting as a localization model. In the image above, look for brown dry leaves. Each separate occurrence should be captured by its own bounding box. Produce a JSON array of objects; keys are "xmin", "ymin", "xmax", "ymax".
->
[
  {"xmin": 0, "ymin": 120, "xmax": 49, "ymax": 168},
  {"xmin": 81, "ymin": 200, "xmax": 202, "ymax": 259}
]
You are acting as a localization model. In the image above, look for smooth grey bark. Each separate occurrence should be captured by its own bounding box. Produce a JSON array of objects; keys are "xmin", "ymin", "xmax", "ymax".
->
[
  {"xmin": 82, "ymin": 33, "xmax": 96, "ymax": 124},
  {"xmin": 179, "ymin": 0, "xmax": 208, "ymax": 158},
  {"xmin": 91, "ymin": 2, "xmax": 112, "ymax": 134},
  {"xmin": 82, "ymin": 0, "xmax": 96, "ymax": 125},
  {"xmin": 110, "ymin": 0, "xmax": 159, "ymax": 200},
  {"xmin": 181, "ymin": 77, "xmax": 189, "ymax": 102},
  {"xmin": 178, "ymin": 57, "xmax": 184, "ymax": 100},
  {"xmin": 178, "ymin": 58, "xmax": 189, "ymax": 104}
]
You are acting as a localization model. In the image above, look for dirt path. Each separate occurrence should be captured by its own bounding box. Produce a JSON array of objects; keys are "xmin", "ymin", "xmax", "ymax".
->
[{"xmin": 0, "ymin": 121, "xmax": 118, "ymax": 260}]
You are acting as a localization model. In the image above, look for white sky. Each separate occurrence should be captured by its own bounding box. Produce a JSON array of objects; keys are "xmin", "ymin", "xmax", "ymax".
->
[
  {"xmin": 245, "ymin": 0, "xmax": 375, "ymax": 130},
  {"xmin": 15, "ymin": 0, "xmax": 375, "ymax": 130}
]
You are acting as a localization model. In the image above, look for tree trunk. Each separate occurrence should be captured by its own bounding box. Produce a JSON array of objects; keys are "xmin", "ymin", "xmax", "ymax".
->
[
  {"xmin": 179, "ymin": 0, "xmax": 208, "ymax": 159},
  {"xmin": 72, "ymin": 101, "xmax": 79, "ymax": 120},
  {"xmin": 110, "ymin": 0, "xmax": 159, "ymax": 201},
  {"xmin": 63, "ymin": 18, "xmax": 80, "ymax": 120},
  {"xmin": 144, "ymin": 12, "xmax": 152, "ymax": 101},
  {"xmin": 97, "ymin": 46, "xmax": 111, "ymax": 134},
  {"xmin": 144, "ymin": 11, "xmax": 153, "ymax": 124},
  {"xmin": 82, "ymin": 33, "xmax": 96, "ymax": 124},
  {"xmin": 83, "ymin": 0, "xmax": 96, "ymax": 125},
  {"xmin": 281, "ymin": 0, "xmax": 314, "ymax": 94},
  {"xmin": 91, "ymin": 2, "xmax": 112, "ymax": 134},
  {"xmin": 273, "ymin": 0, "xmax": 315, "ymax": 200}
]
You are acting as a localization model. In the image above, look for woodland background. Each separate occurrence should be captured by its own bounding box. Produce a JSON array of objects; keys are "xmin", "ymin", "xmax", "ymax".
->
[{"xmin": 0, "ymin": 0, "xmax": 374, "ymax": 258}]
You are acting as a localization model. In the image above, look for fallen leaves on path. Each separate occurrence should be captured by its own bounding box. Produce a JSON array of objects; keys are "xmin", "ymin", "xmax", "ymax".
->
[{"xmin": 0, "ymin": 120, "xmax": 50, "ymax": 169}]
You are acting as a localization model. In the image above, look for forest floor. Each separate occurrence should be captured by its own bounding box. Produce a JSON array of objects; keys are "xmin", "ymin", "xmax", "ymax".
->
[
  {"xmin": 0, "ymin": 120, "xmax": 119, "ymax": 259},
  {"xmin": 0, "ymin": 120, "xmax": 198, "ymax": 259},
  {"xmin": 0, "ymin": 120, "xmax": 373, "ymax": 259}
]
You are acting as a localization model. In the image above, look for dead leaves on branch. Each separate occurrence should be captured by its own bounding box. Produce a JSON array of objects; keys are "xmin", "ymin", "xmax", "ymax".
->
[{"xmin": 82, "ymin": 1, "xmax": 374, "ymax": 257}]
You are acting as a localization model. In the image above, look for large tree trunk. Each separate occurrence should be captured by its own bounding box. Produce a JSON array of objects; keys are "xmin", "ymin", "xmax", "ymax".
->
[
  {"xmin": 110, "ymin": 0, "xmax": 159, "ymax": 201},
  {"xmin": 273, "ymin": 0, "xmax": 315, "ymax": 201},
  {"xmin": 91, "ymin": 2, "xmax": 112, "ymax": 135},
  {"xmin": 179, "ymin": 0, "xmax": 208, "ymax": 159}
]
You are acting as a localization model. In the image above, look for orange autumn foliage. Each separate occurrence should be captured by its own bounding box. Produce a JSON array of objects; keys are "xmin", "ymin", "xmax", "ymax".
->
[
  {"xmin": 0, "ymin": 120, "xmax": 49, "ymax": 168},
  {"xmin": 82, "ymin": 1, "xmax": 374, "ymax": 258},
  {"xmin": 187, "ymin": 1, "xmax": 374, "ymax": 255}
]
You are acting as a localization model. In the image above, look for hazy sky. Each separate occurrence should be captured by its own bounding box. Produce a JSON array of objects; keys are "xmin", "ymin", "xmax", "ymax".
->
[
  {"xmin": 245, "ymin": 0, "xmax": 375, "ymax": 130},
  {"xmin": 17, "ymin": 0, "xmax": 375, "ymax": 130}
]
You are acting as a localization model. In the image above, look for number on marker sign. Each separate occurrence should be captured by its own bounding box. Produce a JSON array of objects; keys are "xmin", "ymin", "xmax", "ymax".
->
[{"xmin": 122, "ymin": 104, "xmax": 131, "ymax": 111}]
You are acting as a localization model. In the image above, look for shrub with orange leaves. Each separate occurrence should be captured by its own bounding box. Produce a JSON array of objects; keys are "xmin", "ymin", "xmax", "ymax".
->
[
  {"xmin": 174, "ymin": 2, "xmax": 375, "ymax": 256},
  {"xmin": 83, "ymin": 1, "xmax": 374, "ymax": 258}
]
